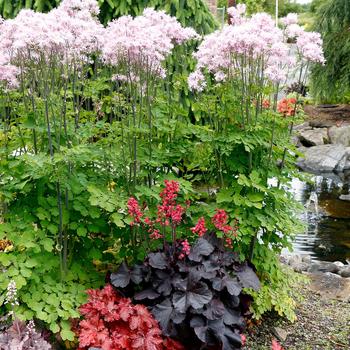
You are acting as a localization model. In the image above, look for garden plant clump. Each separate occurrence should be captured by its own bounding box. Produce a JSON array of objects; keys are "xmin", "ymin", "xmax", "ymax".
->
[{"xmin": 0, "ymin": 0, "xmax": 325, "ymax": 348}]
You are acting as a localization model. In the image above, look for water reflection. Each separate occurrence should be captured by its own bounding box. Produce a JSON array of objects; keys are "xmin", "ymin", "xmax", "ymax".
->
[{"xmin": 291, "ymin": 175, "xmax": 350, "ymax": 263}]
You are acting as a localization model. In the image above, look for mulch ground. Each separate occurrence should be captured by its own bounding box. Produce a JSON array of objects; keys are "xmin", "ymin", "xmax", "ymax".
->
[
  {"xmin": 245, "ymin": 282, "xmax": 350, "ymax": 350},
  {"xmin": 303, "ymin": 104, "xmax": 350, "ymax": 126}
]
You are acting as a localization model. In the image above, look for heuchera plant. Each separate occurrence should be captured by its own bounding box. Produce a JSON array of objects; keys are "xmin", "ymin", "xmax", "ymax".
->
[
  {"xmin": 110, "ymin": 181, "xmax": 260, "ymax": 350},
  {"xmin": 77, "ymin": 284, "xmax": 184, "ymax": 350}
]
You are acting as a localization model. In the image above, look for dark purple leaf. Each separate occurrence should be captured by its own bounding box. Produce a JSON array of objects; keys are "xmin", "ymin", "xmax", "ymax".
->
[
  {"xmin": 194, "ymin": 325, "xmax": 208, "ymax": 343},
  {"xmin": 172, "ymin": 291, "xmax": 187, "ymax": 313},
  {"xmin": 203, "ymin": 299, "xmax": 225, "ymax": 320},
  {"xmin": 110, "ymin": 262, "xmax": 130, "ymax": 288},
  {"xmin": 152, "ymin": 300, "xmax": 173, "ymax": 335},
  {"xmin": 172, "ymin": 276, "xmax": 187, "ymax": 291},
  {"xmin": 212, "ymin": 276, "xmax": 242, "ymax": 296},
  {"xmin": 172, "ymin": 312, "xmax": 186, "ymax": 324},
  {"xmin": 236, "ymin": 264, "xmax": 260, "ymax": 290},
  {"xmin": 130, "ymin": 264, "xmax": 144, "ymax": 284},
  {"xmin": 154, "ymin": 270, "xmax": 173, "ymax": 295},
  {"xmin": 173, "ymin": 282, "xmax": 213, "ymax": 313},
  {"xmin": 221, "ymin": 327, "xmax": 242, "ymax": 350},
  {"xmin": 148, "ymin": 252, "xmax": 167, "ymax": 269},
  {"xmin": 134, "ymin": 289, "xmax": 160, "ymax": 301},
  {"xmin": 189, "ymin": 238, "xmax": 214, "ymax": 262},
  {"xmin": 223, "ymin": 309, "xmax": 245, "ymax": 327}
]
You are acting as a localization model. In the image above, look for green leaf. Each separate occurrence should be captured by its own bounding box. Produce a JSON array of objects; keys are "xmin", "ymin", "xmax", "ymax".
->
[
  {"xmin": 77, "ymin": 226, "xmax": 87, "ymax": 237},
  {"xmin": 49, "ymin": 322, "xmax": 60, "ymax": 334},
  {"xmin": 110, "ymin": 213, "xmax": 125, "ymax": 227}
]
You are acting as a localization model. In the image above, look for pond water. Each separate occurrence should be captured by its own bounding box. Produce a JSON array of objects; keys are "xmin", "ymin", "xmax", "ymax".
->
[{"xmin": 290, "ymin": 173, "xmax": 350, "ymax": 263}]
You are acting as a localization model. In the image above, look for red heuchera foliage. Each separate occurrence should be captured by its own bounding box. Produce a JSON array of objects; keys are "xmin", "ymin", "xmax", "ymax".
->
[
  {"xmin": 277, "ymin": 97, "xmax": 297, "ymax": 117},
  {"xmin": 78, "ymin": 284, "xmax": 184, "ymax": 350},
  {"xmin": 127, "ymin": 197, "xmax": 143, "ymax": 226},
  {"xmin": 271, "ymin": 339, "xmax": 284, "ymax": 350}
]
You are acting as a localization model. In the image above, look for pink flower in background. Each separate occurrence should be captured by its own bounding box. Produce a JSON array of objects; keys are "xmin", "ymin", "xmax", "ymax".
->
[
  {"xmin": 188, "ymin": 70, "xmax": 206, "ymax": 91},
  {"xmin": 189, "ymin": 6, "xmax": 324, "ymax": 92},
  {"xmin": 280, "ymin": 13, "xmax": 298, "ymax": 26}
]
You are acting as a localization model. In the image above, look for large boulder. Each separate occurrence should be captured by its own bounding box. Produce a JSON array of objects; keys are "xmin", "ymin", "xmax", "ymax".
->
[
  {"xmin": 328, "ymin": 125, "xmax": 350, "ymax": 146},
  {"xmin": 298, "ymin": 128, "xmax": 328, "ymax": 146},
  {"xmin": 297, "ymin": 144, "xmax": 347, "ymax": 173}
]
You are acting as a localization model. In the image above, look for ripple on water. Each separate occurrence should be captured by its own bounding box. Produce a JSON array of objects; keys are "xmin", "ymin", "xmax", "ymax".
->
[{"xmin": 292, "ymin": 175, "xmax": 350, "ymax": 263}]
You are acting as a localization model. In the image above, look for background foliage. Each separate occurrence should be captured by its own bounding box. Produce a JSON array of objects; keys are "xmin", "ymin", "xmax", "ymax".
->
[
  {"xmin": 0, "ymin": 0, "xmax": 217, "ymax": 33},
  {"xmin": 310, "ymin": 0, "xmax": 350, "ymax": 103}
]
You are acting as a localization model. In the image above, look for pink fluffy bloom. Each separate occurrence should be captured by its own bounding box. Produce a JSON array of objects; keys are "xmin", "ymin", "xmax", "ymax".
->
[
  {"xmin": 296, "ymin": 31, "xmax": 325, "ymax": 64},
  {"xmin": 280, "ymin": 13, "xmax": 298, "ymax": 26},
  {"xmin": 189, "ymin": 9, "xmax": 290, "ymax": 89},
  {"xmin": 188, "ymin": 70, "xmax": 207, "ymax": 91},
  {"xmin": 227, "ymin": 4, "xmax": 247, "ymax": 25},
  {"xmin": 191, "ymin": 217, "xmax": 207, "ymax": 237},
  {"xmin": 102, "ymin": 8, "xmax": 198, "ymax": 79},
  {"xmin": 189, "ymin": 7, "xmax": 324, "ymax": 91}
]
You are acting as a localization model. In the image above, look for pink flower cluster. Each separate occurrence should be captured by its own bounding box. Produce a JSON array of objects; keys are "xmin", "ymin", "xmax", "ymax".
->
[
  {"xmin": 212, "ymin": 209, "xmax": 238, "ymax": 249},
  {"xmin": 157, "ymin": 180, "xmax": 184, "ymax": 226},
  {"xmin": 102, "ymin": 8, "xmax": 198, "ymax": 79},
  {"xmin": 190, "ymin": 217, "xmax": 207, "ymax": 237},
  {"xmin": 280, "ymin": 13, "xmax": 325, "ymax": 64},
  {"xmin": 178, "ymin": 239, "xmax": 191, "ymax": 259},
  {"xmin": 0, "ymin": 0, "xmax": 198, "ymax": 88},
  {"xmin": 189, "ymin": 4, "xmax": 324, "ymax": 91},
  {"xmin": 127, "ymin": 197, "xmax": 143, "ymax": 226}
]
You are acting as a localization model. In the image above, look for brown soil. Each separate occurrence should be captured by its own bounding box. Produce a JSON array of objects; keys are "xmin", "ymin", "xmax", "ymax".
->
[{"xmin": 304, "ymin": 104, "xmax": 350, "ymax": 126}]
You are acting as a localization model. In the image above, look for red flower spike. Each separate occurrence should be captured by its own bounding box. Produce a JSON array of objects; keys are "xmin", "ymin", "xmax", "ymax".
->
[
  {"xmin": 127, "ymin": 197, "xmax": 143, "ymax": 226},
  {"xmin": 191, "ymin": 217, "xmax": 207, "ymax": 237}
]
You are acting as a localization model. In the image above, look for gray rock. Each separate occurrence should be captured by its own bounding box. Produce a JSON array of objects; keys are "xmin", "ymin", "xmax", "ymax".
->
[
  {"xmin": 302, "ymin": 254, "xmax": 312, "ymax": 264},
  {"xmin": 309, "ymin": 272, "xmax": 350, "ymax": 302},
  {"xmin": 339, "ymin": 194, "xmax": 350, "ymax": 201},
  {"xmin": 293, "ymin": 122, "xmax": 311, "ymax": 131},
  {"xmin": 328, "ymin": 125, "xmax": 350, "ymax": 146},
  {"xmin": 333, "ymin": 261, "xmax": 345, "ymax": 268},
  {"xmin": 293, "ymin": 262, "xmax": 309, "ymax": 273},
  {"xmin": 336, "ymin": 155, "xmax": 350, "ymax": 172},
  {"xmin": 308, "ymin": 262, "xmax": 340, "ymax": 274},
  {"xmin": 288, "ymin": 254, "xmax": 303, "ymax": 267},
  {"xmin": 273, "ymin": 327, "xmax": 288, "ymax": 341},
  {"xmin": 299, "ymin": 128, "xmax": 328, "ymax": 146},
  {"xmin": 297, "ymin": 144, "xmax": 347, "ymax": 173},
  {"xmin": 339, "ymin": 267, "xmax": 350, "ymax": 278}
]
